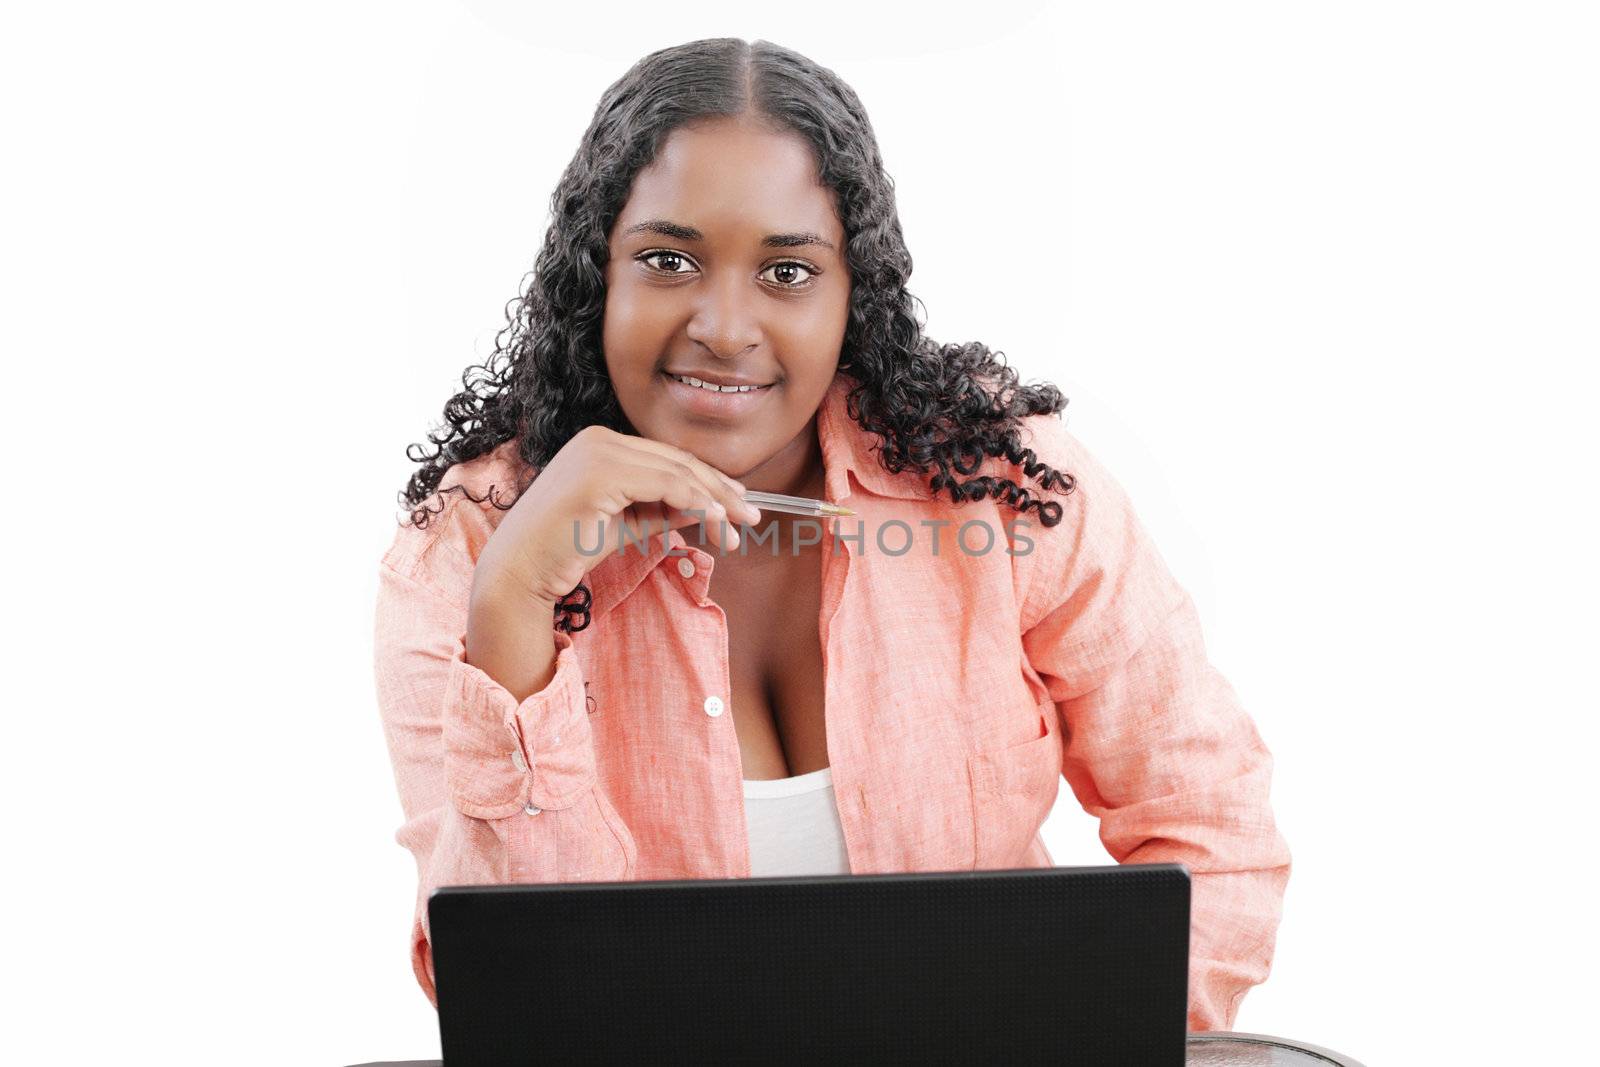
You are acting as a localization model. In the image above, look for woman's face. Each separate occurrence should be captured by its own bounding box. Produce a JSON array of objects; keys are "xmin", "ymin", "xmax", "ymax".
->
[{"xmin": 602, "ymin": 114, "xmax": 851, "ymax": 489}]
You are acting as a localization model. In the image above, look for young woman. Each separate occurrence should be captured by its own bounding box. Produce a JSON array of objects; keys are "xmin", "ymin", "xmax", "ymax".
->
[{"xmin": 374, "ymin": 37, "xmax": 1290, "ymax": 1032}]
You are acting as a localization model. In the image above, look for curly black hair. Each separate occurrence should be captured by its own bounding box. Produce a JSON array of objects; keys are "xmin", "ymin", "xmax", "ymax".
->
[{"xmin": 397, "ymin": 37, "xmax": 1078, "ymax": 633}]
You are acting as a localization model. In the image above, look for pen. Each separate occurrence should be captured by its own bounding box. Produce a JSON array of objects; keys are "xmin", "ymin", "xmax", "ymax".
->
[{"xmin": 742, "ymin": 490, "xmax": 855, "ymax": 518}]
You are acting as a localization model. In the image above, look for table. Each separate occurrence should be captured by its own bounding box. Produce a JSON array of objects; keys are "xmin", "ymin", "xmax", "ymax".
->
[{"xmin": 348, "ymin": 1031, "xmax": 1367, "ymax": 1065}]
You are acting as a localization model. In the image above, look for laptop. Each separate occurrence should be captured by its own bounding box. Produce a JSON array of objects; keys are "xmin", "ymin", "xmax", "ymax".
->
[{"xmin": 429, "ymin": 863, "xmax": 1190, "ymax": 1065}]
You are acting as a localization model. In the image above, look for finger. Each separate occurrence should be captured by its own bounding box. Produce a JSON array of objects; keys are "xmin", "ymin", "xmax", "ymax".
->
[
  {"xmin": 613, "ymin": 502, "xmax": 659, "ymax": 547},
  {"xmin": 611, "ymin": 462, "xmax": 727, "ymax": 542},
  {"xmin": 623, "ymin": 499, "xmax": 739, "ymax": 553},
  {"xmin": 658, "ymin": 488, "xmax": 741, "ymax": 553},
  {"xmin": 615, "ymin": 435, "xmax": 760, "ymax": 524},
  {"xmin": 611, "ymin": 452, "xmax": 750, "ymax": 550}
]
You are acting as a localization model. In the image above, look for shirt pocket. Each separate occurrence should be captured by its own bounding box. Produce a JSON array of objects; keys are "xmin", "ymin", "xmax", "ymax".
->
[{"xmin": 966, "ymin": 699, "xmax": 1063, "ymax": 870}]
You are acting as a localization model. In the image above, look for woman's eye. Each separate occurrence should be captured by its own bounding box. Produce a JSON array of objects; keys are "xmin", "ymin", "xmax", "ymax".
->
[
  {"xmin": 641, "ymin": 251, "xmax": 694, "ymax": 275},
  {"xmin": 760, "ymin": 261, "xmax": 818, "ymax": 288}
]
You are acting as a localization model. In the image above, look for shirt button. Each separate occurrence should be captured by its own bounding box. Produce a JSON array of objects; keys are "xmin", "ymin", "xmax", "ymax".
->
[
  {"xmin": 524, "ymin": 804, "xmax": 542, "ymax": 816},
  {"xmin": 510, "ymin": 749, "xmax": 527, "ymax": 773},
  {"xmin": 677, "ymin": 557, "xmax": 696, "ymax": 579},
  {"xmin": 703, "ymin": 695, "xmax": 725, "ymax": 717}
]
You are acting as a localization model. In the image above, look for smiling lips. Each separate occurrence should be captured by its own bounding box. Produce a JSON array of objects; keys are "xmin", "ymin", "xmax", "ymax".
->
[
  {"xmin": 664, "ymin": 371, "xmax": 775, "ymax": 393},
  {"xmin": 661, "ymin": 370, "xmax": 776, "ymax": 418}
]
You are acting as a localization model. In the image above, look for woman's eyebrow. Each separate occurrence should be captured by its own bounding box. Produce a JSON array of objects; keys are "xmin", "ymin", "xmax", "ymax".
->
[{"xmin": 620, "ymin": 218, "xmax": 836, "ymax": 253}]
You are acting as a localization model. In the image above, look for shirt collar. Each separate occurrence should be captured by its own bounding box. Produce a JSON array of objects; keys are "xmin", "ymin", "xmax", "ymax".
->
[{"xmin": 584, "ymin": 372, "xmax": 931, "ymax": 624}]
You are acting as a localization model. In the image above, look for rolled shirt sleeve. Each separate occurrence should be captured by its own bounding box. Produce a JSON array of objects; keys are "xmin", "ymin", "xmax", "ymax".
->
[
  {"xmin": 1016, "ymin": 415, "xmax": 1292, "ymax": 1031},
  {"xmin": 374, "ymin": 552, "xmax": 594, "ymax": 1008}
]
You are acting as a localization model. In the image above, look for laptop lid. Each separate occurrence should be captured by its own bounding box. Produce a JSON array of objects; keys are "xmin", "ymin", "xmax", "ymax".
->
[{"xmin": 430, "ymin": 863, "xmax": 1189, "ymax": 1065}]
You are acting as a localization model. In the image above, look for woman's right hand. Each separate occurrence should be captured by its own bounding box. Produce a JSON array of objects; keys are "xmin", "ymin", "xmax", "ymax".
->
[{"xmin": 471, "ymin": 425, "xmax": 763, "ymax": 612}]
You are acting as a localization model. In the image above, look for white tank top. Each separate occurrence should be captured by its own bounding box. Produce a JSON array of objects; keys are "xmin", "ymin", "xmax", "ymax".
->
[{"xmin": 741, "ymin": 765, "xmax": 852, "ymax": 877}]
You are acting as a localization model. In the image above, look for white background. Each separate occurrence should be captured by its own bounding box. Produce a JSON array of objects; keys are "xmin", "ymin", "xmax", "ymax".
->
[{"xmin": 4, "ymin": 2, "xmax": 1596, "ymax": 1063}]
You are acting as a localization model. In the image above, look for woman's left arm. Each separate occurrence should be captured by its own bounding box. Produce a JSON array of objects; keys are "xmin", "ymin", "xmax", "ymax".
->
[{"xmin": 1014, "ymin": 416, "xmax": 1292, "ymax": 1032}]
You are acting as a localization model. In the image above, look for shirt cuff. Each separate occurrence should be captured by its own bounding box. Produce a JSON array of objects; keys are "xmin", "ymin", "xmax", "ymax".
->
[{"xmin": 442, "ymin": 626, "xmax": 596, "ymax": 819}]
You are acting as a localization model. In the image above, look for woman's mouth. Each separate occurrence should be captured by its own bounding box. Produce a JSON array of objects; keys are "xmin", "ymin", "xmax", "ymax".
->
[
  {"xmin": 664, "ymin": 372, "xmax": 775, "ymax": 393},
  {"xmin": 661, "ymin": 371, "xmax": 777, "ymax": 418}
]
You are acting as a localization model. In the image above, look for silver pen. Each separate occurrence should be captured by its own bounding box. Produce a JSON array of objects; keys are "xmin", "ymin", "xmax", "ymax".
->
[{"xmin": 742, "ymin": 490, "xmax": 855, "ymax": 518}]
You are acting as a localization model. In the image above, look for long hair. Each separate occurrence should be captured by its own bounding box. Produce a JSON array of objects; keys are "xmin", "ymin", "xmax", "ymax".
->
[{"xmin": 397, "ymin": 38, "xmax": 1077, "ymax": 632}]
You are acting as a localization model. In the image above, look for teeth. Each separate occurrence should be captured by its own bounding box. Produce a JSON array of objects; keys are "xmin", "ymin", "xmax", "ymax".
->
[{"xmin": 670, "ymin": 374, "xmax": 768, "ymax": 393}]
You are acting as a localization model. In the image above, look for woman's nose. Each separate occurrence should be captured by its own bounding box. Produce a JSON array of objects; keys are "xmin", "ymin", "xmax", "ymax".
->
[{"xmin": 684, "ymin": 269, "xmax": 762, "ymax": 357}]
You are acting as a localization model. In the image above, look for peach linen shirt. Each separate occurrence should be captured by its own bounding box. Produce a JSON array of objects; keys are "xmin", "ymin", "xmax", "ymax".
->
[{"xmin": 373, "ymin": 373, "xmax": 1291, "ymax": 1032}]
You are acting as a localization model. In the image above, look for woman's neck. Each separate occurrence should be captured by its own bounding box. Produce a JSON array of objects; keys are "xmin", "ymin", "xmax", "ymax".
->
[
  {"xmin": 724, "ymin": 418, "xmax": 829, "ymax": 558},
  {"xmin": 737, "ymin": 417, "xmax": 826, "ymax": 499}
]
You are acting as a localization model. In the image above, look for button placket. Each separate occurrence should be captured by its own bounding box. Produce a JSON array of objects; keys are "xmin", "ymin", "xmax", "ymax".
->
[{"xmin": 513, "ymin": 743, "xmax": 535, "ymax": 814}]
